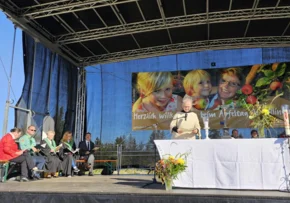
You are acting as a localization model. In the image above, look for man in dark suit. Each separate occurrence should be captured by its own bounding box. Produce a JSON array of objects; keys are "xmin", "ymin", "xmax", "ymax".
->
[{"xmin": 78, "ymin": 132, "xmax": 95, "ymax": 176}]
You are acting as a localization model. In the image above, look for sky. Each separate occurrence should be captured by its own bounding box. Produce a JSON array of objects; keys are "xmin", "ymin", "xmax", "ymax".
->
[{"xmin": 0, "ymin": 12, "xmax": 24, "ymax": 136}]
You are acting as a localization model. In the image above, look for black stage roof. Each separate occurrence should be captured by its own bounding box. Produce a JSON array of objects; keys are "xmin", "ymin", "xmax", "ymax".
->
[{"xmin": 1, "ymin": 0, "xmax": 290, "ymax": 66}]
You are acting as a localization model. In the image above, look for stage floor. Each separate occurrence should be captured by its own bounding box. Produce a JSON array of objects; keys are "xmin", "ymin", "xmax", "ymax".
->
[{"xmin": 1, "ymin": 175, "xmax": 290, "ymax": 198}]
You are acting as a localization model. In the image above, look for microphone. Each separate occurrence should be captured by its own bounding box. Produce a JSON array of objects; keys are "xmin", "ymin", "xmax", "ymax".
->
[{"xmin": 185, "ymin": 113, "xmax": 187, "ymax": 121}]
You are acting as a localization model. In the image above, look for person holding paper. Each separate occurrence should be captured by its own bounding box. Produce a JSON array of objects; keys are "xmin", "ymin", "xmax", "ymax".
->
[
  {"xmin": 170, "ymin": 97, "xmax": 201, "ymax": 140},
  {"xmin": 78, "ymin": 132, "xmax": 96, "ymax": 176},
  {"xmin": 59, "ymin": 131, "xmax": 80, "ymax": 177},
  {"xmin": 0, "ymin": 128, "xmax": 40, "ymax": 182},
  {"xmin": 40, "ymin": 131, "xmax": 62, "ymax": 178},
  {"xmin": 19, "ymin": 125, "xmax": 45, "ymax": 180}
]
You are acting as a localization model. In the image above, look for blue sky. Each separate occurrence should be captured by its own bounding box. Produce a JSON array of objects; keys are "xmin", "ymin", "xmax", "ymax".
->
[{"xmin": 0, "ymin": 12, "xmax": 24, "ymax": 136}]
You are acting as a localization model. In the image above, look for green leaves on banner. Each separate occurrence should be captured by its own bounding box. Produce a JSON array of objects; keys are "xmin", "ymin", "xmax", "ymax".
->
[
  {"xmin": 255, "ymin": 63, "xmax": 286, "ymax": 87},
  {"xmin": 256, "ymin": 77, "xmax": 271, "ymax": 87},
  {"xmin": 276, "ymin": 63, "xmax": 286, "ymax": 77},
  {"xmin": 263, "ymin": 70, "xmax": 275, "ymax": 78}
]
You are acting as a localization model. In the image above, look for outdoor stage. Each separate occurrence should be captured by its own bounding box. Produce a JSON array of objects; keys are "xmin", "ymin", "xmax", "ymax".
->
[{"xmin": 0, "ymin": 175, "xmax": 290, "ymax": 203}]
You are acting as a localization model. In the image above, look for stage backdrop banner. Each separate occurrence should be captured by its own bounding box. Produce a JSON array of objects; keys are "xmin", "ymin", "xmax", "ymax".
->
[{"xmin": 132, "ymin": 63, "xmax": 290, "ymax": 130}]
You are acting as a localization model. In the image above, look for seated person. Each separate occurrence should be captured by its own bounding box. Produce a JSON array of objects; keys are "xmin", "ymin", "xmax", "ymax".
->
[
  {"xmin": 251, "ymin": 130, "xmax": 259, "ymax": 138},
  {"xmin": 0, "ymin": 128, "xmax": 40, "ymax": 182},
  {"xmin": 59, "ymin": 131, "xmax": 79, "ymax": 177},
  {"xmin": 19, "ymin": 125, "xmax": 45, "ymax": 180},
  {"xmin": 231, "ymin": 129, "xmax": 243, "ymax": 139},
  {"xmin": 41, "ymin": 131, "xmax": 62, "ymax": 178},
  {"xmin": 278, "ymin": 131, "xmax": 289, "ymax": 138},
  {"xmin": 78, "ymin": 132, "xmax": 96, "ymax": 176}
]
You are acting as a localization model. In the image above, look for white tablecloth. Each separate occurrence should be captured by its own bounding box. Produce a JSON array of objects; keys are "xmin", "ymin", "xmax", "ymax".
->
[{"xmin": 154, "ymin": 139, "xmax": 290, "ymax": 190}]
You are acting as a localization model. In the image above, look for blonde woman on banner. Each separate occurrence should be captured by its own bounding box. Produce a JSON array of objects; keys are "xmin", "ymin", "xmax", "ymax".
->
[{"xmin": 132, "ymin": 72, "xmax": 182, "ymax": 113}]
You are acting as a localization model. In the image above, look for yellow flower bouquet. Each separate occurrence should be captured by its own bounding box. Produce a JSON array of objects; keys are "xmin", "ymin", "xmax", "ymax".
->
[
  {"xmin": 155, "ymin": 153, "xmax": 187, "ymax": 190},
  {"xmin": 241, "ymin": 93, "xmax": 282, "ymax": 137}
]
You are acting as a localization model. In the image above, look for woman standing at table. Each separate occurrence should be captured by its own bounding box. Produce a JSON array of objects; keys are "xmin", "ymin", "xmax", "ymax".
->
[{"xmin": 170, "ymin": 97, "xmax": 201, "ymax": 140}]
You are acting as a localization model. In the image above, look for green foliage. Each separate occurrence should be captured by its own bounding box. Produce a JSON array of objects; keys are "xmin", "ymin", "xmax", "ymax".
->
[
  {"xmin": 95, "ymin": 137, "xmax": 102, "ymax": 146},
  {"xmin": 276, "ymin": 63, "xmax": 286, "ymax": 77},
  {"xmin": 96, "ymin": 130, "xmax": 167, "ymax": 169},
  {"xmin": 236, "ymin": 63, "xmax": 288, "ymax": 108},
  {"xmin": 146, "ymin": 130, "xmax": 166, "ymax": 150},
  {"xmin": 242, "ymin": 93, "xmax": 283, "ymax": 137},
  {"xmin": 255, "ymin": 77, "xmax": 271, "ymax": 87}
]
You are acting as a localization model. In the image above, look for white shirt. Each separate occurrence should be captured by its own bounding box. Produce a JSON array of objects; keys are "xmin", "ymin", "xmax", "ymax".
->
[
  {"xmin": 9, "ymin": 132, "xmax": 16, "ymax": 139},
  {"xmin": 86, "ymin": 141, "xmax": 90, "ymax": 150}
]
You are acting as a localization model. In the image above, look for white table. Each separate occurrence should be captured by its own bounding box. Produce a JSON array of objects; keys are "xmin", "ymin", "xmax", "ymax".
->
[{"xmin": 154, "ymin": 139, "xmax": 290, "ymax": 190}]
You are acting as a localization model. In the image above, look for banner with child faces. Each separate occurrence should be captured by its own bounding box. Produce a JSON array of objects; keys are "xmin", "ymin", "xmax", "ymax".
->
[{"xmin": 132, "ymin": 63, "xmax": 290, "ymax": 131}]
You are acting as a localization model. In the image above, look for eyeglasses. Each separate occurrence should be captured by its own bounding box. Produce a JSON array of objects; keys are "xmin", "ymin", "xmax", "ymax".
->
[
  {"xmin": 30, "ymin": 129, "xmax": 36, "ymax": 131},
  {"xmin": 219, "ymin": 79, "xmax": 240, "ymax": 87}
]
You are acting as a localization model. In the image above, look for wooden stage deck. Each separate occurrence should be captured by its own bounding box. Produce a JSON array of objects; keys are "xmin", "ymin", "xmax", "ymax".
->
[{"xmin": 0, "ymin": 175, "xmax": 290, "ymax": 203}]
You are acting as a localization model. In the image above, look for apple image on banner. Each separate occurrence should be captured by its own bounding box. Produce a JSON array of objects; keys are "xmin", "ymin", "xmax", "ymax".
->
[
  {"xmin": 246, "ymin": 95, "xmax": 257, "ymax": 104},
  {"xmin": 241, "ymin": 84, "xmax": 253, "ymax": 95},
  {"xmin": 193, "ymin": 98, "xmax": 207, "ymax": 110},
  {"xmin": 270, "ymin": 81, "xmax": 282, "ymax": 91}
]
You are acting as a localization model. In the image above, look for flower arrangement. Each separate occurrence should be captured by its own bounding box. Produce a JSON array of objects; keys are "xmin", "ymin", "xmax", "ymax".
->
[
  {"xmin": 240, "ymin": 95, "xmax": 281, "ymax": 137},
  {"xmin": 155, "ymin": 153, "xmax": 187, "ymax": 190}
]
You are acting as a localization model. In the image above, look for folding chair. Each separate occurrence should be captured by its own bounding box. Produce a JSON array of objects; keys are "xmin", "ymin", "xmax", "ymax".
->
[{"xmin": 0, "ymin": 160, "xmax": 9, "ymax": 183}]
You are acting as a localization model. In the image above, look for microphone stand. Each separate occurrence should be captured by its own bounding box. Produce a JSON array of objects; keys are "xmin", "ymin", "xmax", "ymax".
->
[{"xmin": 142, "ymin": 113, "xmax": 187, "ymax": 188}]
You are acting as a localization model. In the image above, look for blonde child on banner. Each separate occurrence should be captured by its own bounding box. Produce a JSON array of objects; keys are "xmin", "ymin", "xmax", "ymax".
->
[
  {"xmin": 132, "ymin": 72, "xmax": 182, "ymax": 113},
  {"xmin": 183, "ymin": 70, "xmax": 213, "ymax": 110}
]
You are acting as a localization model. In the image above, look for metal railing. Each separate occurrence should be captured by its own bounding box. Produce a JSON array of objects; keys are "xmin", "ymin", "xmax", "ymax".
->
[{"xmin": 93, "ymin": 144, "xmax": 157, "ymax": 175}]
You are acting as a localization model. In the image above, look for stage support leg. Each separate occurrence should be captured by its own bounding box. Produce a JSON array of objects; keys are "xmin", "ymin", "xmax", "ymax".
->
[
  {"xmin": 74, "ymin": 67, "xmax": 86, "ymax": 145},
  {"xmin": 2, "ymin": 26, "xmax": 17, "ymax": 135}
]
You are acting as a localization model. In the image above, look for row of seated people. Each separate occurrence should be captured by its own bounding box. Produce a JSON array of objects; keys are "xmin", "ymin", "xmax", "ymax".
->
[
  {"xmin": 231, "ymin": 129, "xmax": 288, "ymax": 139},
  {"xmin": 0, "ymin": 126, "xmax": 95, "ymax": 182}
]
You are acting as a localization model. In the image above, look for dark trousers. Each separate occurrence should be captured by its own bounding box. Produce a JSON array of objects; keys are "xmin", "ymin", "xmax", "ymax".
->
[
  {"xmin": 31, "ymin": 156, "xmax": 45, "ymax": 177},
  {"xmin": 32, "ymin": 156, "xmax": 45, "ymax": 170},
  {"xmin": 10, "ymin": 152, "xmax": 35, "ymax": 178}
]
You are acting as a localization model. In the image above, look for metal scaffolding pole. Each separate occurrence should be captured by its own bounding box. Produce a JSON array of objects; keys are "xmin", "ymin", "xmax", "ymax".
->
[
  {"xmin": 81, "ymin": 36, "xmax": 290, "ymax": 65},
  {"xmin": 56, "ymin": 6, "xmax": 290, "ymax": 44},
  {"xmin": 2, "ymin": 26, "xmax": 17, "ymax": 136},
  {"xmin": 21, "ymin": 0, "xmax": 139, "ymax": 19},
  {"xmin": 74, "ymin": 67, "xmax": 86, "ymax": 146}
]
